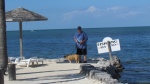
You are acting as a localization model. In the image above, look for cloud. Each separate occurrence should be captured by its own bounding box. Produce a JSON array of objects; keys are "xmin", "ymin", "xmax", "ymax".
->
[
  {"xmin": 63, "ymin": 6, "xmax": 142, "ymax": 21},
  {"xmin": 85, "ymin": 6, "xmax": 97, "ymax": 13},
  {"xmin": 63, "ymin": 6, "xmax": 98, "ymax": 21},
  {"xmin": 125, "ymin": 11, "xmax": 139, "ymax": 16},
  {"xmin": 107, "ymin": 6, "xmax": 123, "ymax": 11},
  {"xmin": 63, "ymin": 10, "xmax": 80, "ymax": 21},
  {"xmin": 119, "ymin": 11, "xmax": 140, "ymax": 18}
]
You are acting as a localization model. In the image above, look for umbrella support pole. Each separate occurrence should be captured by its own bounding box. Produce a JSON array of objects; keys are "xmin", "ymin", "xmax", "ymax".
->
[{"xmin": 19, "ymin": 21, "xmax": 23, "ymax": 58}]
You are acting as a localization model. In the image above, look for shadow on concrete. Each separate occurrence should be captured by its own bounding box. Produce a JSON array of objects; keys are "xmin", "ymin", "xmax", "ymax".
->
[
  {"xmin": 38, "ymin": 75, "xmax": 85, "ymax": 84},
  {"xmin": 58, "ymin": 59, "xmax": 99, "ymax": 63},
  {"xmin": 17, "ymin": 73, "xmax": 85, "ymax": 84},
  {"xmin": 17, "ymin": 69, "xmax": 78, "ymax": 75},
  {"xmin": 29, "ymin": 64, "xmax": 48, "ymax": 68}
]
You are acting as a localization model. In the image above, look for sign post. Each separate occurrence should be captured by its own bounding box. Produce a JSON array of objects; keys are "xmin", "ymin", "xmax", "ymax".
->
[
  {"xmin": 107, "ymin": 41, "xmax": 113, "ymax": 65},
  {"xmin": 97, "ymin": 37, "xmax": 121, "ymax": 65}
]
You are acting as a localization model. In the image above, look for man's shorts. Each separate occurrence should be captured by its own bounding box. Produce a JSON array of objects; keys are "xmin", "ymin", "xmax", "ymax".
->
[{"xmin": 76, "ymin": 48, "xmax": 87, "ymax": 55}]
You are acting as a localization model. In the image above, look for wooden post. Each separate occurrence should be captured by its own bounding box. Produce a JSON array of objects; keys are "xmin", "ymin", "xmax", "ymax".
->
[
  {"xmin": 8, "ymin": 64, "xmax": 16, "ymax": 81},
  {"xmin": 107, "ymin": 41, "xmax": 113, "ymax": 65},
  {"xmin": 0, "ymin": 69, "xmax": 4, "ymax": 84},
  {"xmin": 19, "ymin": 21, "xmax": 23, "ymax": 58},
  {"xmin": 0, "ymin": 0, "xmax": 8, "ymax": 84}
]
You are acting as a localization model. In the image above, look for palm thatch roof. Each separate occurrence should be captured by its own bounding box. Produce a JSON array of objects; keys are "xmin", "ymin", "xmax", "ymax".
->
[{"xmin": 6, "ymin": 7, "xmax": 48, "ymax": 22}]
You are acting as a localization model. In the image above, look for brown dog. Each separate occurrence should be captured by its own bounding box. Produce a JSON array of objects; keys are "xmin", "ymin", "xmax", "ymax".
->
[{"xmin": 64, "ymin": 54, "xmax": 80, "ymax": 63}]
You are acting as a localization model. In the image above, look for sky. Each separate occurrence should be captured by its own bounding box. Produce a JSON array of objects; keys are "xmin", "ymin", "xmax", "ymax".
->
[{"xmin": 5, "ymin": 0, "xmax": 150, "ymax": 30}]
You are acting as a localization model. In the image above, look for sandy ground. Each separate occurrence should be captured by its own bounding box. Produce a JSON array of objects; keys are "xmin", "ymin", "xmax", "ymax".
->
[{"xmin": 4, "ymin": 62, "xmax": 104, "ymax": 84}]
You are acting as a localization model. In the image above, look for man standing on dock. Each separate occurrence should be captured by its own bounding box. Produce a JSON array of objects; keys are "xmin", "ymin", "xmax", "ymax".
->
[{"xmin": 74, "ymin": 26, "xmax": 88, "ymax": 63}]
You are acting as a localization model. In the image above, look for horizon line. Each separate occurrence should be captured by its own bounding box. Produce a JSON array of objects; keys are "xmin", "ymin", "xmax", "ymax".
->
[{"xmin": 7, "ymin": 25, "xmax": 150, "ymax": 32}]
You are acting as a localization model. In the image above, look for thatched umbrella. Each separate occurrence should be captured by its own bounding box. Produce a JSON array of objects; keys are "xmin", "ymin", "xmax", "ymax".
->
[{"xmin": 6, "ymin": 7, "xmax": 48, "ymax": 58}]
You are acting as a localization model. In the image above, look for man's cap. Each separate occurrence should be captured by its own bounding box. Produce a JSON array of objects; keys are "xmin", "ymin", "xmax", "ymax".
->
[{"xmin": 77, "ymin": 26, "xmax": 82, "ymax": 30}]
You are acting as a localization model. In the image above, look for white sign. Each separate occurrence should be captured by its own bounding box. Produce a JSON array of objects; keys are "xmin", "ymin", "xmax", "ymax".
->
[{"xmin": 97, "ymin": 37, "xmax": 121, "ymax": 54}]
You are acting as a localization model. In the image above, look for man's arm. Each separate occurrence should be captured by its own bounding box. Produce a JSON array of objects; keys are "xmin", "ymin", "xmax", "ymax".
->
[
  {"xmin": 74, "ymin": 38, "xmax": 78, "ymax": 43},
  {"xmin": 74, "ymin": 33, "xmax": 78, "ymax": 43},
  {"xmin": 80, "ymin": 39, "xmax": 87, "ymax": 44},
  {"xmin": 80, "ymin": 32, "xmax": 88, "ymax": 44}
]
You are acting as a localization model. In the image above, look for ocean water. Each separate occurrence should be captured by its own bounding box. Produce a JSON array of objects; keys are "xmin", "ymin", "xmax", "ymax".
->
[{"xmin": 7, "ymin": 27, "xmax": 150, "ymax": 83}]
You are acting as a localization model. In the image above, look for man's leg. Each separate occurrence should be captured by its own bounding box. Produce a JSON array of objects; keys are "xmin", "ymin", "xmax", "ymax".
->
[
  {"xmin": 84, "ymin": 55, "xmax": 87, "ymax": 61},
  {"xmin": 79, "ymin": 55, "xmax": 82, "ymax": 63},
  {"xmin": 77, "ymin": 48, "xmax": 82, "ymax": 63},
  {"xmin": 83, "ymin": 48, "xmax": 87, "ymax": 63}
]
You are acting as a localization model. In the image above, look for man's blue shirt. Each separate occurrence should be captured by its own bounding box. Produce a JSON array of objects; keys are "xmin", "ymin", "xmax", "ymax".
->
[{"xmin": 74, "ymin": 31, "xmax": 88, "ymax": 49}]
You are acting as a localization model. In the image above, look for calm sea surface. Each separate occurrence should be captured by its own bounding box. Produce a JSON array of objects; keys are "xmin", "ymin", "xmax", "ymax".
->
[{"xmin": 7, "ymin": 27, "xmax": 150, "ymax": 83}]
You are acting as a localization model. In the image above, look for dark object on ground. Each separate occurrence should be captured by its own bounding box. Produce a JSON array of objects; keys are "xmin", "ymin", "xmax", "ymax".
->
[
  {"xmin": 8, "ymin": 64, "xmax": 16, "ymax": 81},
  {"xmin": 0, "ymin": 69, "xmax": 4, "ymax": 84},
  {"xmin": 83, "ymin": 61, "xmax": 87, "ymax": 63}
]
